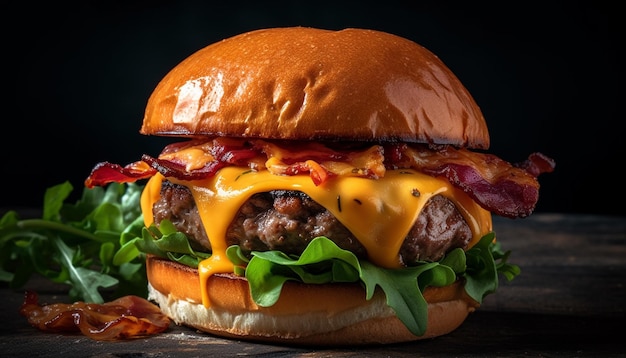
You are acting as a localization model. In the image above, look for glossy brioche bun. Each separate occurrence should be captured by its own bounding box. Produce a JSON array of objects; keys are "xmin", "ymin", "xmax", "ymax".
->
[
  {"xmin": 146, "ymin": 255, "xmax": 479, "ymax": 345},
  {"xmin": 141, "ymin": 27, "xmax": 489, "ymax": 149}
]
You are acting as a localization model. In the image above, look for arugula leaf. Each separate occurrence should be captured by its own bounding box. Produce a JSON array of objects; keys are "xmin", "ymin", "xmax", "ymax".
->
[
  {"xmin": 0, "ymin": 181, "xmax": 148, "ymax": 303},
  {"xmin": 245, "ymin": 238, "xmax": 361, "ymax": 306},
  {"xmin": 52, "ymin": 237, "xmax": 118, "ymax": 303},
  {"xmin": 361, "ymin": 261, "xmax": 433, "ymax": 336},
  {"xmin": 133, "ymin": 220, "xmax": 210, "ymax": 268},
  {"xmin": 463, "ymin": 232, "xmax": 520, "ymax": 303}
]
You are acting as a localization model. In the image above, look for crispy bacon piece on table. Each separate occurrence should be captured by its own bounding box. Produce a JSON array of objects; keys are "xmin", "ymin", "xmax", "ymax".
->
[{"xmin": 19, "ymin": 291, "xmax": 170, "ymax": 341}]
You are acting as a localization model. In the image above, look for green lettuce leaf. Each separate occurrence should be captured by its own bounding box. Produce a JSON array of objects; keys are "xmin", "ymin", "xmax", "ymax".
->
[{"xmin": 244, "ymin": 238, "xmax": 361, "ymax": 306}]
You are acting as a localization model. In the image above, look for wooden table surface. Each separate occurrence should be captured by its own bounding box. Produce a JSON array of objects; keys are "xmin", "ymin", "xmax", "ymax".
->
[{"xmin": 1, "ymin": 213, "xmax": 624, "ymax": 357}]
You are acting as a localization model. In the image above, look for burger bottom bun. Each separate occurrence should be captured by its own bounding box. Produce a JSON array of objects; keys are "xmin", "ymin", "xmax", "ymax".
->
[{"xmin": 146, "ymin": 255, "xmax": 478, "ymax": 346}]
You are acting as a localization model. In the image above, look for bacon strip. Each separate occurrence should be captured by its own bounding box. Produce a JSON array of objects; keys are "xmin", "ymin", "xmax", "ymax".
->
[
  {"xmin": 85, "ymin": 161, "xmax": 156, "ymax": 188},
  {"xmin": 399, "ymin": 145, "xmax": 555, "ymax": 218},
  {"xmin": 515, "ymin": 152, "xmax": 557, "ymax": 177},
  {"xmin": 84, "ymin": 138, "xmax": 555, "ymax": 218},
  {"xmin": 424, "ymin": 163, "xmax": 539, "ymax": 218},
  {"xmin": 19, "ymin": 291, "xmax": 170, "ymax": 341},
  {"xmin": 141, "ymin": 154, "xmax": 228, "ymax": 181}
]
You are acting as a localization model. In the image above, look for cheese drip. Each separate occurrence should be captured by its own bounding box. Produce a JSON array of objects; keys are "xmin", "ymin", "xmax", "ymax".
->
[{"xmin": 141, "ymin": 168, "xmax": 492, "ymax": 308}]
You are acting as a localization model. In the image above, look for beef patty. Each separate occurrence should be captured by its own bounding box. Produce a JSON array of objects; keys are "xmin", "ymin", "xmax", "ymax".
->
[{"xmin": 152, "ymin": 181, "xmax": 472, "ymax": 264}]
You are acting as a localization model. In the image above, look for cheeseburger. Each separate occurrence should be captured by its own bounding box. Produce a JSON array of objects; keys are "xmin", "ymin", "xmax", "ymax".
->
[{"xmin": 85, "ymin": 27, "xmax": 555, "ymax": 345}]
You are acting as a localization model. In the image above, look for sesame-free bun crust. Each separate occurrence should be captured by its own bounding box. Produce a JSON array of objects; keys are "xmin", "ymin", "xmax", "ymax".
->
[
  {"xmin": 141, "ymin": 27, "xmax": 489, "ymax": 149},
  {"xmin": 146, "ymin": 255, "xmax": 478, "ymax": 346}
]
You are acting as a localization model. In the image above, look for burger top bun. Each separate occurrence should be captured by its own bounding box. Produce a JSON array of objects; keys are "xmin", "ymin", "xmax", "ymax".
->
[{"xmin": 141, "ymin": 27, "xmax": 490, "ymax": 149}]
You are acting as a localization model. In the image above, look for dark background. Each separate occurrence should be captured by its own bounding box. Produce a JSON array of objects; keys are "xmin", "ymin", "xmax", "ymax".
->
[{"xmin": 3, "ymin": 2, "xmax": 624, "ymax": 216}]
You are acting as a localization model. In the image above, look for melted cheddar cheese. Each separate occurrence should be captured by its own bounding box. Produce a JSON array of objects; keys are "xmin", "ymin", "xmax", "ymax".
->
[{"xmin": 141, "ymin": 166, "xmax": 492, "ymax": 308}]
